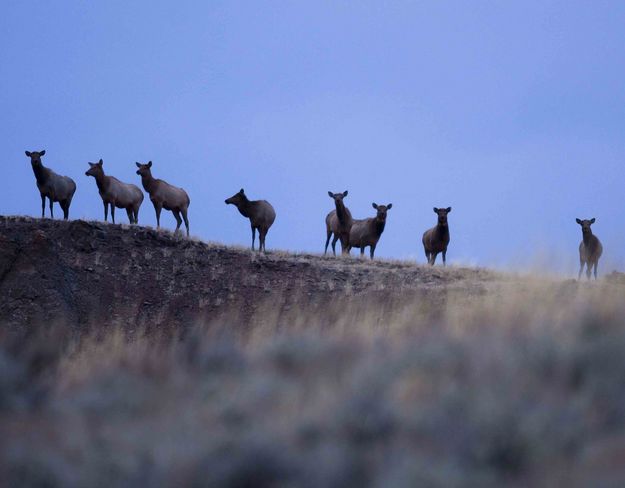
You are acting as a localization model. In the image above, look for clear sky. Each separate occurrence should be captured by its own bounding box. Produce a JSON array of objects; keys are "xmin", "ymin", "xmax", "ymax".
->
[{"xmin": 2, "ymin": 1, "xmax": 625, "ymax": 272}]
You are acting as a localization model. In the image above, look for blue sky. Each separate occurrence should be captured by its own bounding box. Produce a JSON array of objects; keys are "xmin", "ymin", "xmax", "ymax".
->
[{"xmin": 2, "ymin": 1, "xmax": 625, "ymax": 272}]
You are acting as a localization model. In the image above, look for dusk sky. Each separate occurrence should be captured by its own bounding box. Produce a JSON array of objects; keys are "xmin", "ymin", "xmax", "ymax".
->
[{"xmin": 2, "ymin": 1, "xmax": 625, "ymax": 273}]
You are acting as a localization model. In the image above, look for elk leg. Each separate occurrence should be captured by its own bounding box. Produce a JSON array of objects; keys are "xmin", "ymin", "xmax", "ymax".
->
[
  {"xmin": 49, "ymin": 199, "xmax": 54, "ymax": 219},
  {"xmin": 61, "ymin": 200, "xmax": 69, "ymax": 220},
  {"xmin": 41, "ymin": 195, "xmax": 46, "ymax": 218},
  {"xmin": 593, "ymin": 261, "xmax": 598, "ymax": 280},
  {"xmin": 370, "ymin": 245, "xmax": 376, "ymax": 260},
  {"xmin": 259, "ymin": 228, "xmax": 268, "ymax": 253},
  {"xmin": 153, "ymin": 203, "xmax": 162, "ymax": 228},
  {"xmin": 251, "ymin": 226, "xmax": 256, "ymax": 251},
  {"xmin": 324, "ymin": 230, "xmax": 332, "ymax": 255},
  {"xmin": 331, "ymin": 235, "xmax": 339, "ymax": 256},
  {"xmin": 181, "ymin": 208, "xmax": 189, "ymax": 237},
  {"xmin": 578, "ymin": 260, "xmax": 584, "ymax": 280},
  {"xmin": 430, "ymin": 252, "xmax": 438, "ymax": 265},
  {"xmin": 104, "ymin": 202, "xmax": 108, "ymax": 222},
  {"xmin": 111, "ymin": 205, "xmax": 116, "ymax": 224},
  {"xmin": 340, "ymin": 235, "xmax": 350, "ymax": 255},
  {"xmin": 586, "ymin": 262, "xmax": 592, "ymax": 280},
  {"xmin": 442, "ymin": 250, "xmax": 447, "ymax": 266},
  {"xmin": 173, "ymin": 210, "xmax": 182, "ymax": 233},
  {"xmin": 126, "ymin": 208, "xmax": 133, "ymax": 223},
  {"xmin": 134, "ymin": 206, "xmax": 140, "ymax": 224},
  {"xmin": 360, "ymin": 247, "xmax": 365, "ymax": 257}
]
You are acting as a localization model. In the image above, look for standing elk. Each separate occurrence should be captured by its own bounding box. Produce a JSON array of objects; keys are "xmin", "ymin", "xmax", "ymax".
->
[
  {"xmin": 347, "ymin": 203, "xmax": 392, "ymax": 259},
  {"xmin": 576, "ymin": 218, "xmax": 603, "ymax": 280},
  {"xmin": 225, "ymin": 188, "xmax": 276, "ymax": 253},
  {"xmin": 324, "ymin": 190, "xmax": 353, "ymax": 256},
  {"xmin": 135, "ymin": 161, "xmax": 190, "ymax": 236},
  {"xmin": 86, "ymin": 159, "xmax": 143, "ymax": 224},
  {"xmin": 25, "ymin": 150, "xmax": 76, "ymax": 220},
  {"xmin": 422, "ymin": 207, "xmax": 451, "ymax": 266}
]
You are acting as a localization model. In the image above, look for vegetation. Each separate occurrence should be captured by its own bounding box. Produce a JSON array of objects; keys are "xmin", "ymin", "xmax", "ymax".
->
[{"xmin": 3, "ymin": 278, "xmax": 625, "ymax": 487}]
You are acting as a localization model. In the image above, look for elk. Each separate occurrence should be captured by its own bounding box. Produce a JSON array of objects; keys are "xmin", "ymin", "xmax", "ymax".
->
[
  {"xmin": 135, "ymin": 161, "xmax": 190, "ymax": 236},
  {"xmin": 576, "ymin": 218, "xmax": 603, "ymax": 280},
  {"xmin": 347, "ymin": 203, "xmax": 392, "ymax": 259},
  {"xmin": 422, "ymin": 207, "xmax": 451, "ymax": 266},
  {"xmin": 324, "ymin": 190, "xmax": 353, "ymax": 256},
  {"xmin": 25, "ymin": 150, "xmax": 76, "ymax": 220},
  {"xmin": 86, "ymin": 159, "xmax": 144, "ymax": 224},
  {"xmin": 225, "ymin": 188, "xmax": 276, "ymax": 253}
]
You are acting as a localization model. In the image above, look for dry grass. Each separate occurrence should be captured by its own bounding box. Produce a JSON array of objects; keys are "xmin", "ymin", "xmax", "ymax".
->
[{"xmin": 2, "ymin": 276, "xmax": 625, "ymax": 487}]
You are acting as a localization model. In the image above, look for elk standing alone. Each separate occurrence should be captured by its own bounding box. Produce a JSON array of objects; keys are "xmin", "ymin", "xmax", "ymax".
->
[
  {"xmin": 347, "ymin": 203, "xmax": 392, "ymax": 259},
  {"xmin": 86, "ymin": 159, "xmax": 143, "ymax": 224},
  {"xmin": 135, "ymin": 161, "xmax": 190, "ymax": 236},
  {"xmin": 576, "ymin": 218, "xmax": 603, "ymax": 280},
  {"xmin": 225, "ymin": 189, "xmax": 276, "ymax": 253},
  {"xmin": 25, "ymin": 150, "xmax": 76, "ymax": 220},
  {"xmin": 324, "ymin": 190, "xmax": 353, "ymax": 256},
  {"xmin": 422, "ymin": 207, "xmax": 451, "ymax": 266}
]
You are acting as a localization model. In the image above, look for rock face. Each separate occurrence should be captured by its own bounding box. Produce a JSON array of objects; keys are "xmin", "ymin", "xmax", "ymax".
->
[{"xmin": 0, "ymin": 216, "xmax": 493, "ymax": 332}]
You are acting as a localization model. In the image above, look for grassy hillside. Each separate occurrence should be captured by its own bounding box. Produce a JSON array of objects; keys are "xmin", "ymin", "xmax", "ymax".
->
[{"xmin": 2, "ymin": 216, "xmax": 625, "ymax": 486}]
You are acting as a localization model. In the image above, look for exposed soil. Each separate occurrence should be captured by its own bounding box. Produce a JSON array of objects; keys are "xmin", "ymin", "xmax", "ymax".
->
[{"xmin": 0, "ymin": 216, "xmax": 500, "ymax": 332}]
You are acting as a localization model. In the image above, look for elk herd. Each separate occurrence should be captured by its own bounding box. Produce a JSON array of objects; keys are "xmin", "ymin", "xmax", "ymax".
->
[{"xmin": 23, "ymin": 150, "xmax": 603, "ymax": 278}]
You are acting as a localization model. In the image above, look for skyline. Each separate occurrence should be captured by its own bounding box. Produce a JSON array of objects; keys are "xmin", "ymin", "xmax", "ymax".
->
[{"xmin": 2, "ymin": 1, "xmax": 625, "ymax": 273}]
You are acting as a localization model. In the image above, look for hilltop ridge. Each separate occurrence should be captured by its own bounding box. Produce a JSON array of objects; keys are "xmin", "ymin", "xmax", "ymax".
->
[{"xmin": 0, "ymin": 216, "xmax": 496, "ymax": 331}]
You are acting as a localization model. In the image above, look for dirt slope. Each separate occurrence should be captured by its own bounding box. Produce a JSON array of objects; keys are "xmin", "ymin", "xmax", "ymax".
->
[{"xmin": 0, "ymin": 216, "xmax": 498, "ymax": 331}]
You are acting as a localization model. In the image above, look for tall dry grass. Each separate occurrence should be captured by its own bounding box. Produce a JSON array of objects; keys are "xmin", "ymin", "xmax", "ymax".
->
[{"xmin": 2, "ymin": 277, "xmax": 625, "ymax": 487}]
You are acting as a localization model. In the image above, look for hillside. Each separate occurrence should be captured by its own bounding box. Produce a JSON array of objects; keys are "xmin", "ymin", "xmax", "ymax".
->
[
  {"xmin": 5, "ymin": 216, "xmax": 625, "ymax": 485},
  {"xmin": 0, "ymin": 216, "xmax": 497, "ymax": 332}
]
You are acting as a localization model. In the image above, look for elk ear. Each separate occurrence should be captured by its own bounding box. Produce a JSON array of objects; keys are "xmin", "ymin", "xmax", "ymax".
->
[
  {"xmin": 88, "ymin": 162, "xmax": 95, "ymax": 167},
  {"xmin": 446, "ymin": 207, "xmax": 451, "ymax": 213},
  {"xmin": 576, "ymin": 218, "xmax": 582, "ymax": 224},
  {"xmin": 147, "ymin": 161, "xmax": 152, "ymax": 168},
  {"xmin": 25, "ymin": 151, "xmax": 31, "ymax": 157},
  {"xmin": 240, "ymin": 188, "xmax": 245, "ymax": 194},
  {"xmin": 387, "ymin": 203, "xmax": 393, "ymax": 209},
  {"xmin": 98, "ymin": 159, "xmax": 103, "ymax": 166},
  {"xmin": 372, "ymin": 203, "xmax": 378, "ymax": 209},
  {"xmin": 590, "ymin": 218, "xmax": 596, "ymax": 224},
  {"xmin": 433, "ymin": 207, "xmax": 439, "ymax": 213},
  {"xmin": 328, "ymin": 191, "xmax": 334, "ymax": 198},
  {"xmin": 39, "ymin": 150, "xmax": 45, "ymax": 156},
  {"xmin": 343, "ymin": 190, "xmax": 348, "ymax": 197},
  {"xmin": 135, "ymin": 162, "xmax": 141, "ymax": 168}
]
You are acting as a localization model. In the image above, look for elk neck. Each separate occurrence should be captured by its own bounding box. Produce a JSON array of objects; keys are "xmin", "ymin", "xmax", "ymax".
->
[
  {"xmin": 140, "ymin": 171, "xmax": 158, "ymax": 194},
  {"xmin": 93, "ymin": 170, "xmax": 109, "ymax": 194},
  {"xmin": 31, "ymin": 161, "xmax": 48, "ymax": 185},
  {"xmin": 373, "ymin": 216, "xmax": 386, "ymax": 236},
  {"xmin": 235, "ymin": 194, "xmax": 252, "ymax": 218},
  {"xmin": 335, "ymin": 199, "xmax": 349, "ymax": 224}
]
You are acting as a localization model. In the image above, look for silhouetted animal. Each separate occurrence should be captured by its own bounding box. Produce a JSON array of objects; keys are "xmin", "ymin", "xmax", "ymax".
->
[
  {"xmin": 86, "ymin": 159, "xmax": 143, "ymax": 224},
  {"xmin": 576, "ymin": 218, "xmax": 603, "ymax": 280},
  {"xmin": 422, "ymin": 207, "xmax": 452, "ymax": 266},
  {"xmin": 225, "ymin": 188, "xmax": 276, "ymax": 252},
  {"xmin": 25, "ymin": 150, "xmax": 76, "ymax": 220},
  {"xmin": 324, "ymin": 191, "xmax": 353, "ymax": 256},
  {"xmin": 135, "ymin": 161, "xmax": 190, "ymax": 236},
  {"xmin": 347, "ymin": 203, "xmax": 392, "ymax": 259}
]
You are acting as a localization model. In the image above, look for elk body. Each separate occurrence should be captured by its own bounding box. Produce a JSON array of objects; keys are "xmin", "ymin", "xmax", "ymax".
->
[
  {"xmin": 576, "ymin": 218, "xmax": 603, "ymax": 280},
  {"xmin": 324, "ymin": 190, "xmax": 352, "ymax": 256},
  {"xmin": 86, "ymin": 159, "xmax": 143, "ymax": 224},
  {"xmin": 225, "ymin": 189, "xmax": 276, "ymax": 253},
  {"xmin": 25, "ymin": 150, "xmax": 76, "ymax": 220},
  {"xmin": 135, "ymin": 161, "xmax": 190, "ymax": 236},
  {"xmin": 347, "ymin": 203, "xmax": 392, "ymax": 259},
  {"xmin": 422, "ymin": 207, "xmax": 451, "ymax": 265}
]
